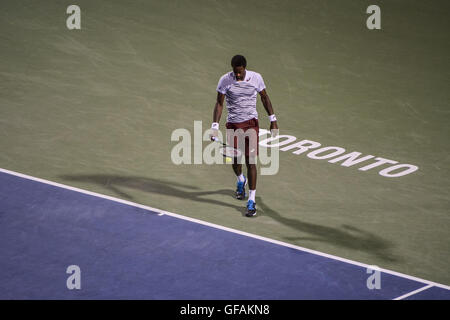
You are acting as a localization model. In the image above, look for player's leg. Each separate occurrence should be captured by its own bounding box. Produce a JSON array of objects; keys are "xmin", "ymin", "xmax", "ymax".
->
[
  {"xmin": 245, "ymin": 126, "xmax": 258, "ymax": 217},
  {"xmin": 246, "ymin": 163, "xmax": 257, "ymax": 190},
  {"xmin": 229, "ymin": 130, "xmax": 246, "ymax": 200},
  {"xmin": 232, "ymin": 163, "xmax": 242, "ymax": 176},
  {"xmin": 245, "ymin": 160, "xmax": 257, "ymax": 216},
  {"xmin": 233, "ymin": 162, "xmax": 246, "ymax": 200}
]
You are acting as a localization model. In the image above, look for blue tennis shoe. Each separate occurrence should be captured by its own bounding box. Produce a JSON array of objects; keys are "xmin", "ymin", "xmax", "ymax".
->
[
  {"xmin": 235, "ymin": 176, "xmax": 247, "ymax": 200},
  {"xmin": 246, "ymin": 200, "xmax": 257, "ymax": 217}
]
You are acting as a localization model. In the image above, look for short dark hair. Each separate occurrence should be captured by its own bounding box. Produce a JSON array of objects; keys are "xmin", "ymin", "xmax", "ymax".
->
[{"xmin": 231, "ymin": 55, "xmax": 247, "ymax": 68}]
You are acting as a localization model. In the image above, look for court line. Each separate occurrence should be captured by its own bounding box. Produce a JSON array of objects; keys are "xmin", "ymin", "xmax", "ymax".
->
[
  {"xmin": 1, "ymin": 167, "xmax": 449, "ymax": 292},
  {"xmin": 393, "ymin": 284, "xmax": 434, "ymax": 300}
]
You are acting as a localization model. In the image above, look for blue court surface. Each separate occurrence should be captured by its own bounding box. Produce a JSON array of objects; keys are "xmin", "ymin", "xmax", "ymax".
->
[{"xmin": 0, "ymin": 169, "xmax": 449, "ymax": 300}]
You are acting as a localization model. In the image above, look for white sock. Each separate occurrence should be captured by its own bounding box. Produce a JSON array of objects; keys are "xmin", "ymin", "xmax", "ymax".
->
[
  {"xmin": 237, "ymin": 174, "xmax": 245, "ymax": 183},
  {"xmin": 249, "ymin": 189, "xmax": 256, "ymax": 202}
]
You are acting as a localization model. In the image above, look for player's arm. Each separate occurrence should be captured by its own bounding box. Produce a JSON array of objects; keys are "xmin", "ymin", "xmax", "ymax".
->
[
  {"xmin": 211, "ymin": 92, "xmax": 225, "ymax": 140},
  {"xmin": 213, "ymin": 92, "xmax": 225, "ymax": 123},
  {"xmin": 259, "ymin": 89, "xmax": 278, "ymax": 132}
]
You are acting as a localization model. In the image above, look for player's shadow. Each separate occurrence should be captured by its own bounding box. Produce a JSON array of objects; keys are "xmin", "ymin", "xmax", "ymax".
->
[
  {"xmin": 59, "ymin": 174, "xmax": 246, "ymax": 214},
  {"xmin": 255, "ymin": 196, "xmax": 400, "ymax": 263},
  {"xmin": 59, "ymin": 174, "xmax": 399, "ymax": 262}
]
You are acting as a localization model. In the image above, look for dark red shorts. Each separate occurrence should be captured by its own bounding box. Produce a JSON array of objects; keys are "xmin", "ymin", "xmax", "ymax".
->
[{"xmin": 226, "ymin": 118, "xmax": 259, "ymax": 158}]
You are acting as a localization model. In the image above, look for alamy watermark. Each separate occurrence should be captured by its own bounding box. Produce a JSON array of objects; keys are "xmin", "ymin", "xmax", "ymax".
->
[
  {"xmin": 170, "ymin": 121, "xmax": 280, "ymax": 175},
  {"xmin": 65, "ymin": 5, "xmax": 381, "ymax": 31},
  {"xmin": 366, "ymin": 5, "xmax": 381, "ymax": 30},
  {"xmin": 66, "ymin": 5, "xmax": 81, "ymax": 30},
  {"xmin": 66, "ymin": 265, "xmax": 81, "ymax": 290},
  {"xmin": 366, "ymin": 265, "xmax": 381, "ymax": 290}
]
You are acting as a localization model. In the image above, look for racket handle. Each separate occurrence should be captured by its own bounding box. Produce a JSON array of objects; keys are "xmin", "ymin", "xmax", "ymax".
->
[{"xmin": 212, "ymin": 136, "xmax": 226, "ymax": 147}]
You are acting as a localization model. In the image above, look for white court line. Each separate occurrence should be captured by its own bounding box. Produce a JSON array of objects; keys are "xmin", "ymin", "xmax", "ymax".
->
[
  {"xmin": 393, "ymin": 284, "xmax": 434, "ymax": 300},
  {"xmin": 1, "ymin": 167, "xmax": 449, "ymax": 292}
]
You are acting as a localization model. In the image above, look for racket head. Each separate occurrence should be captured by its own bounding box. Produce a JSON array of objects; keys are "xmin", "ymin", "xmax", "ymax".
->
[{"xmin": 220, "ymin": 146, "xmax": 242, "ymax": 158}]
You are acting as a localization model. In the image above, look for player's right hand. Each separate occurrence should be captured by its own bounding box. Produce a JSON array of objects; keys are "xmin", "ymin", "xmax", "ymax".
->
[{"xmin": 210, "ymin": 129, "xmax": 218, "ymax": 141}]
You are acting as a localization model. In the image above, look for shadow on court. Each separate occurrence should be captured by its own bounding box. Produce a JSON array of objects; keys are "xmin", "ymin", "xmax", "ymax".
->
[
  {"xmin": 59, "ymin": 174, "xmax": 399, "ymax": 263},
  {"xmin": 256, "ymin": 196, "xmax": 400, "ymax": 263},
  {"xmin": 60, "ymin": 174, "xmax": 245, "ymax": 214}
]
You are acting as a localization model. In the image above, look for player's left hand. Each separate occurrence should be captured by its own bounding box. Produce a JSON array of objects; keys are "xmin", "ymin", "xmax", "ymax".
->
[{"xmin": 270, "ymin": 121, "xmax": 278, "ymax": 137}]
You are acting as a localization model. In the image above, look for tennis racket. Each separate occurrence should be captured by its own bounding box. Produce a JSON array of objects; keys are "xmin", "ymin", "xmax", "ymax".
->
[{"xmin": 212, "ymin": 136, "xmax": 242, "ymax": 158}]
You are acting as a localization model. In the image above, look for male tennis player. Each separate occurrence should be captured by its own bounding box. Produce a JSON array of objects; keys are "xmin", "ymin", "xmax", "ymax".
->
[{"xmin": 210, "ymin": 55, "xmax": 278, "ymax": 217}]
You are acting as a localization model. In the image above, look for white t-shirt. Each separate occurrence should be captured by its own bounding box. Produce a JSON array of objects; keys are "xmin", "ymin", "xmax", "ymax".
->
[{"xmin": 216, "ymin": 70, "xmax": 266, "ymax": 123}]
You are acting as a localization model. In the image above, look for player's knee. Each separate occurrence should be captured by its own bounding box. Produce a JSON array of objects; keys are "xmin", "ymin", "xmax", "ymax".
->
[
  {"xmin": 246, "ymin": 163, "xmax": 256, "ymax": 169},
  {"xmin": 246, "ymin": 155, "xmax": 257, "ymax": 166}
]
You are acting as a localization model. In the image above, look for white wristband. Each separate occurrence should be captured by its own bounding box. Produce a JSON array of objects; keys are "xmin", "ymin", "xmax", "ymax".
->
[
  {"xmin": 211, "ymin": 122, "xmax": 219, "ymax": 130},
  {"xmin": 269, "ymin": 114, "xmax": 277, "ymax": 122}
]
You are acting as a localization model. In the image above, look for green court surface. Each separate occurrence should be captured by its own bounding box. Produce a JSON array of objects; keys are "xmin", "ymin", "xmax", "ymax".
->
[{"xmin": 1, "ymin": 0, "xmax": 449, "ymax": 286}]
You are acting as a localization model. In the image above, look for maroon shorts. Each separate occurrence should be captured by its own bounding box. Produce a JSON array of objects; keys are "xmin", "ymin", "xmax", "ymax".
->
[{"xmin": 226, "ymin": 118, "xmax": 259, "ymax": 158}]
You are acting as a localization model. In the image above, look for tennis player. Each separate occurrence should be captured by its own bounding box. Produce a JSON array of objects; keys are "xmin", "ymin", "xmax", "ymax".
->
[{"xmin": 210, "ymin": 55, "xmax": 278, "ymax": 217}]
